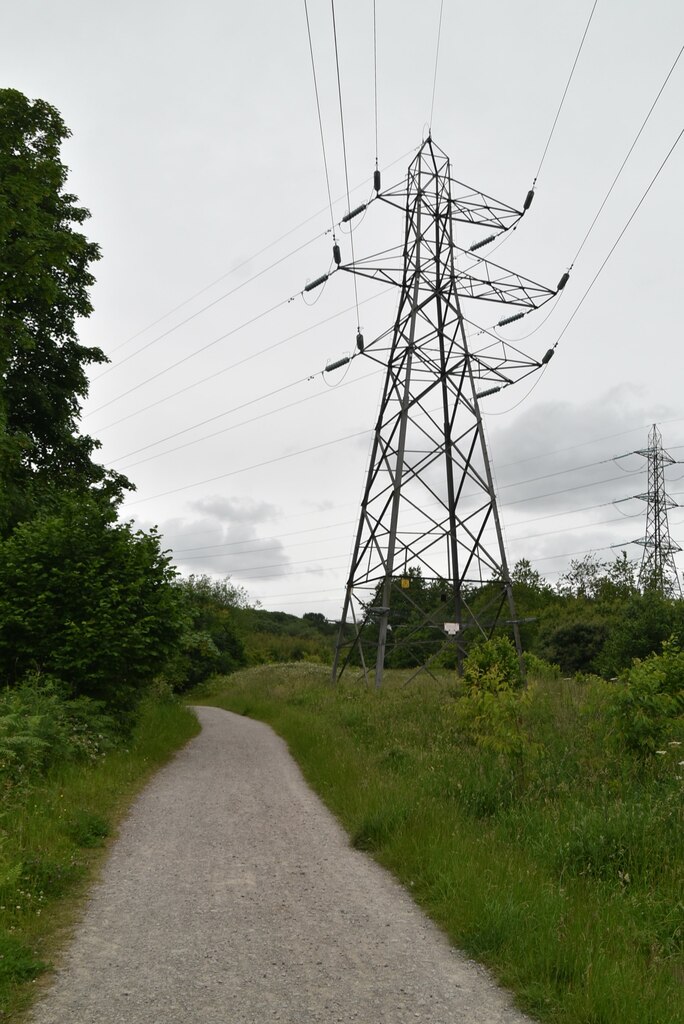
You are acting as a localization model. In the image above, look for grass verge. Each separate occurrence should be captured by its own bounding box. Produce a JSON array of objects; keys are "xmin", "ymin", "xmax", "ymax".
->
[
  {"xmin": 0, "ymin": 696, "xmax": 200, "ymax": 1021},
  {"xmin": 196, "ymin": 663, "xmax": 684, "ymax": 1024}
]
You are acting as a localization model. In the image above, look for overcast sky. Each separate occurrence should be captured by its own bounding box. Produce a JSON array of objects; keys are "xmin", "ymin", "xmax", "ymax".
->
[{"xmin": 3, "ymin": 0, "xmax": 683, "ymax": 615}]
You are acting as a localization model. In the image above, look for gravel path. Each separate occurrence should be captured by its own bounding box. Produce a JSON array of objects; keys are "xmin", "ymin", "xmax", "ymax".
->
[{"xmin": 29, "ymin": 705, "xmax": 534, "ymax": 1024}]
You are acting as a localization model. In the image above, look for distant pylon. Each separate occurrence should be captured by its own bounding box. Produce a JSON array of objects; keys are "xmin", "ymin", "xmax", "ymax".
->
[
  {"xmin": 634, "ymin": 424, "xmax": 682, "ymax": 596},
  {"xmin": 331, "ymin": 138, "xmax": 561, "ymax": 686}
]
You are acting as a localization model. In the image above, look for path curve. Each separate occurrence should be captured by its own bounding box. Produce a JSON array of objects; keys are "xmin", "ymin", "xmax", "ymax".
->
[{"xmin": 29, "ymin": 705, "xmax": 534, "ymax": 1024}]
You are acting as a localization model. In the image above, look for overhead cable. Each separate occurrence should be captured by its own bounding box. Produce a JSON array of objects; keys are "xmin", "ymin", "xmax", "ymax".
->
[
  {"xmin": 303, "ymin": 0, "xmax": 336, "ymax": 236},
  {"xmin": 125, "ymin": 427, "xmax": 372, "ymax": 506},
  {"xmin": 533, "ymin": 0, "xmax": 600, "ymax": 185},
  {"xmin": 93, "ymin": 230, "xmax": 325, "ymax": 381},
  {"xmin": 330, "ymin": 0, "xmax": 361, "ymax": 332},
  {"xmin": 571, "ymin": 43, "xmax": 684, "ymax": 265},
  {"xmin": 429, "ymin": 0, "xmax": 445, "ymax": 131},
  {"xmin": 94, "ymin": 286, "xmax": 393, "ymax": 433},
  {"xmin": 86, "ymin": 293, "xmax": 295, "ymax": 417},
  {"xmin": 550, "ymin": 127, "xmax": 684, "ymax": 355}
]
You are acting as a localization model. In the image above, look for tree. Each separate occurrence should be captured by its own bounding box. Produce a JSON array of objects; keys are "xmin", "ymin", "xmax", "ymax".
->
[
  {"xmin": 557, "ymin": 555, "xmax": 607, "ymax": 600},
  {"xmin": 0, "ymin": 89, "xmax": 127, "ymax": 530},
  {"xmin": 0, "ymin": 493, "xmax": 183, "ymax": 719},
  {"xmin": 165, "ymin": 575, "xmax": 248, "ymax": 689}
]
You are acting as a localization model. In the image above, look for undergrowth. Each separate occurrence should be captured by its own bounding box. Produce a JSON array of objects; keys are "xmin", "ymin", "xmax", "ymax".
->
[{"xmin": 196, "ymin": 659, "xmax": 684, "ymax": 1024}]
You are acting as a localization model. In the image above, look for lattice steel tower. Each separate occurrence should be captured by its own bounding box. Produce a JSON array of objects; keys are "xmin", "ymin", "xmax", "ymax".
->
[
  {"xmin": 331, "ymin": 138, "xmax": 562, "ymax": 685},
  {"xmin": 635, "ymin": 424, "xmax": 682, "ymax": 596}
]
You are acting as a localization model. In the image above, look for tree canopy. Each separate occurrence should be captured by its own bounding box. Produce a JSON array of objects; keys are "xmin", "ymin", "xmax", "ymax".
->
[
  {"xmin": 0, "ymin": 90, "xmax": 180, "ymax": 719},
  {"xmin": 0, "ymin": 88, "xmax": 128, "ymax": 532}
]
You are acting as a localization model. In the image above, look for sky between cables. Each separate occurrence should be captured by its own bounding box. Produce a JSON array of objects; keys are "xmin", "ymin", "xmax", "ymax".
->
[{"xmin": 5, "ymin": 0, "xmax": 681, "ymax": 614}]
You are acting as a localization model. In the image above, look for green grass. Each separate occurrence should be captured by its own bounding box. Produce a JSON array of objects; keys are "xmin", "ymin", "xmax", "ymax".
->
[
  {"xmin": 196, "ymin": 663, "xmax": 684, "ymax": 1024},
  {"xmin": 0, "ymin": 696, "xmax": 200, "ymax": 1021}
]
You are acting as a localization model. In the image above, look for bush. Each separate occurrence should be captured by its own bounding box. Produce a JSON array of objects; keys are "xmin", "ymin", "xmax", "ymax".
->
[
  {"xmin": 462, "ymin": 636, "xmax": 522, "ymax": 690},
  {"xmin": 611, "ymin": 638, "xmax": 684, "ymax": 757},
  {"xmin": 523, "ymin": 651, "xmax": 561, "ymax": 682},
  {"xmin": 0, "ymin": 679, "xmax": 116, "ymax": 786},
  {"xmin": 0, "ymin": 494, "xmax": 183, "ymax": 717},
  {"xmin": 165, "ymin": 575, "xmax": 247, "ymax": 689}
]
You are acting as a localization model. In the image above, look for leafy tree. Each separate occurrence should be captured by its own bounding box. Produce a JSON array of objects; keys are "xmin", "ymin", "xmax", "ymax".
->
[
  {"xmin": 166, "ymin": 575, "xmax": 248, "ymax": 689},
  {"xmin": 557, "ymin": 554, "xmax": 608, "ymax": 600},
  {"xmin": 537, "ymin": 618, "xmax": 608, "ymax": 675},
  {"xmin": 0, "ymin": 88, "xmax": 127, "ymax": 530},
  {"xmin": 510, "ymin": 557, "xmax": 558, "ymax": 650},
  {"xmin": 596, "ymin": 589, "xmax": 684, "ymax": 678},
  {"xmin": 302, "ymin": 612, "xmax": 337, "ymax": 636},
  {"xmin": 0, "ymin": 493, "xmax": 183, "ymax": 719},
  {"xmin": 611, "ymin": 637, "xmax": 684, "ymax": 757}
]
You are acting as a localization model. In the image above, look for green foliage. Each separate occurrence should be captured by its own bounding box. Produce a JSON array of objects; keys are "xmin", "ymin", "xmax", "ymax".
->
[
  {"xmin": 0, "ymin": 88, "xmax": 129, "ymax": 529},
  {"xmin": 0, "ymin": 493, "xmax": 183, "ymax": 716},
  {"xmin": 597, "ymin": 590, "xmax": 684, "ymax": 678},
  {"xmin": 0, "ymin": 933, "xmax": 44, "ymax": 986},
  {"xmin": 462, "ymin": 635, "xmax": 522, "ymax": 690},
  {"xmin": 0, "ymin": 678, "xmax": 116, "ymax": 786},
  {"xmin": 455, "ymin": 639, "xmax": 538, "ymax": 779},
  {"xmin": 522, "ymin": 651, "xmax": 561, "ymax": 681},
  {"xmin": 165, "ymin": 575, "xmax": 247, "ymax": 690},
  {"xmin": 538, "ymin": 617, "xmax": 608, "ymax": 675},
  {"xmin": 66, "ymin": 811, "xmax": 111, "ymax": 848},
  {"xmin": 236, "ymin": 605, "xmax": 335, "ymax": 665},
  {"xmin": 611, "ymin": 638, "xmax": 684, "ymax": 757}
]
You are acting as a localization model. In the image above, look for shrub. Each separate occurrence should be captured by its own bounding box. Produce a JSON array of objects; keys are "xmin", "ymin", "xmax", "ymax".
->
[
  {"xmin": 523, "ymin": 651, "xmax": 561, "ymax": 682},
  {"xmin": 462, "ymin": 636, "xmax": 522, "ymax": 690},
  {"xmin": 0, "ymin": 494, "xmax": 183, "ymax": 717},
  {"xmin": 611, "ymin": 638, "xmax": 684, "ymax": 757},
  {"xmin": 0, "ymin": 677, "xmax": 117, "ymax": 785}
]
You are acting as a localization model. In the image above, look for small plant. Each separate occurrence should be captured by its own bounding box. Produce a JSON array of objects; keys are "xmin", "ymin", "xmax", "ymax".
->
[
  {"xmin": 66, "ymin": 811, "xmax": 111, "ymax": 848},
  {"xmin": 0, "ymin": 934, "xmax": 44, "ymax": 986}
]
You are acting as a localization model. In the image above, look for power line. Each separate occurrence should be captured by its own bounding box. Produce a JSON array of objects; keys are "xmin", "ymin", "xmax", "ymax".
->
[
  {"xmin": 373, "ymin": 0, "xmax": 379, "ymax": 169},
  {"xmin": 502, "ymin": 471, "xmax": 646, "ymax": 509},
  {"xmin": 170, "ymin": 509, "xmax": 641, "ymax": 566},
  {"xmin": 114, "ymin": 368, "xmax": 381, "ymax": 471},
  {"xmin": 429, "ymin": 0, "xmax": 445, "ymax": 131},
  {"xmin": 533, "ymin": 0, "xmax": 599, "ymax": 184},
  {"xmin": 548, "ymin": 127, "xmax": 684, "ymax": 356},
  {"xmin": 173, "ymin": 517, "xmax": 356, "ymax": 555},
  {"xmin": 571, "ymin": 43, "xmax": 683, "ymax": 265},
  {"xmin": 303, "ymin": 0, "xmax": 336, "ymax": 236},
  {"xmin": 87, "ymin": 293, "xmax": 296, "ymax": 417},
  {"xmin": 112, "ymin": 373, "xmax": 313, "ymax": 467},
  {"xmin": 330, "ymin": 0, "xmax": 361, "ymax": 332},
  {"xmin": 125, "ymin": 427, "xmax": 371, "ymax": 506},
  {"xmin": 93, "ymin": 230, "xmax": 325, "ymax": 381},
  {"xmin": 93, "ymin": 286, "xmax": 391, "ymax": 434},
  {"xmin": 100, "ymin": 145, "xmax": 415, "ymax": 366}
]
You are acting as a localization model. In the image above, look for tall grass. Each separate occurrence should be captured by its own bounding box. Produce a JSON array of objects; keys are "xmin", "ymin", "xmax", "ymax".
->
[
  {"xmin": 0, "ymin": 694, "xmax": 199, "ymax": 1021},
  {"xmin": 197, "ymin": 664, "xmax": 684, "ymax": 1024}
]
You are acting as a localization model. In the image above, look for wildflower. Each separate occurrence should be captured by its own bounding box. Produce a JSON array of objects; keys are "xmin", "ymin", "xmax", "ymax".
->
[
  {"xmin": 668, "ymin": 740, "xmax": 681, "ymax": 746},
  {"xmin": 655, "ymin": 750, "xmax": 667, "ymax": 755}
]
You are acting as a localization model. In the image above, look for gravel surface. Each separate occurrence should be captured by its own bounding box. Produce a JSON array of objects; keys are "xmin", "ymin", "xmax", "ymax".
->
[{"xmin": 29, "ymin": 705, "xmax": 535, "ymax": 1023}]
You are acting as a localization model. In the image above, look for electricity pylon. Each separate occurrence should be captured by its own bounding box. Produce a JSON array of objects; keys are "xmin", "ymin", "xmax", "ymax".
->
[
  {"xmin": 331, "ymin": 138, "xmax": 562, "ymax": 686},
  {"xmin": 634, "ymin": 424, "xmax": 681, "ymax": 596}
]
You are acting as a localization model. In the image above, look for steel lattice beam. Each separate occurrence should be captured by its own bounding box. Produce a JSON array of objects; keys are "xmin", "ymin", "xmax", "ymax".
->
[
  {"xmin": 332, "ymin": 138, "xmax": 558, "ymax": 686},
  {"xmin": 635, "ymin": 424, "xmax": 682, "ymax": 597}
]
